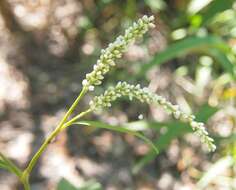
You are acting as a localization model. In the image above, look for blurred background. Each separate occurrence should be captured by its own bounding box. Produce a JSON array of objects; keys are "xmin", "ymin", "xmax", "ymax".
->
[{"xmin": 0, "ymin": 0, "xmax": 236, "ymax": 189}]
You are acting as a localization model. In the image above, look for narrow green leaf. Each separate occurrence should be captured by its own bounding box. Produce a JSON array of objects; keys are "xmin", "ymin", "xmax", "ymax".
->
[
  {"xmin": 57, "ymin": 178, "xmax": 78, "ymax": 190},
  {"xmin": 198, "ymin": 0, "xmax": 234, "ymax": 26},
  {"xmin": 194, "ymin": 104, "xmax": 219, "ymax": 122},
  {"xmin": 78, "ymin": 180, "xmax": 102, "ymax": 190},
  {"xmin": 0, "ymin": 159, "xmax": 9, "ymax": 170},
  {"xmin": 0, "ymin": 152, "xmax": 22, "ymax": 177},
  {"xmin": 208, "ymin": 49, "xmax": 236, "ymax": 76},
  {"xmin": 73, "ymin": 121, "xmax": 159, "ymax": 154},
  {"xmin": 144, "ymin": 0, "xmax": 166, "ymax": 12},
  {"xmin": 187, "ymin": 0, "xmax": 212, "ymax": 14},
  {"xmin": 132, "ymin": 122, "xmax": 190, "ymax": 174},
  {"xmin": 57, "ymin": 178, "xmax": 103, "ymax": 190},
  {"xmin": 140, "ymin": 36, "xmax": 235, "ymax": 77}
]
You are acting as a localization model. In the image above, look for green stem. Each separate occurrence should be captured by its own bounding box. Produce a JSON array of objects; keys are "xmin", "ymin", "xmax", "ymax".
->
[
  {"xmin": 57, "ymin": 87, "xmax": 88, "ymax": 127},
  {"xmin": 61, "ymin": 109, "xmax": 92, "ymax": 130},
  {"xmin": 22, "ymin": 177, "xmax": 30, "ymax": 190},
  {"xmin": 23, "ymin": 123, "xmax": 65, "ymax": 176},
  {"xmin": 22, "ymin": 87, "xmax": 88, "ymax": 189}
]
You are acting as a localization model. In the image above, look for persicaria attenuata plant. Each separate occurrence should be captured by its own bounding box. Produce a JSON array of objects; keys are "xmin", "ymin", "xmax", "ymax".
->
[{"xmin": 0, "ymin": 15, "xmax": 215, "ymax": 190}]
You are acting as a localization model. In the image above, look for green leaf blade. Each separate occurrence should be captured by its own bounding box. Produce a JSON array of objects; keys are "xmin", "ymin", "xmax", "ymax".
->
[
  {"xmin": 0, "ymin": 152, "xmax": 22, "ymax": 177},
  {"xmin": 73, "ymin": 121, "xmax": 159, "ymax": 154},
  {"xmin": 140, "ymin": 36, "xmax": 236, "ymax": 78}
]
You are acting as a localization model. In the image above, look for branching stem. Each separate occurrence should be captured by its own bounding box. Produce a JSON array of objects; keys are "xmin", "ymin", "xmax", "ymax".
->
[{"xmin": 21, "ymin": 87, "xmax": 89, "ymax": 189}]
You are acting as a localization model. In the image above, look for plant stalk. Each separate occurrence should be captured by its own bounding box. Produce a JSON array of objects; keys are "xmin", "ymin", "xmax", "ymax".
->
[
  {"xmin": 61, "ymin": 109, "xmax": 92, "ymax": 130},
  {"xmin": 22, "ymin": 87, "xmax": 88, "ymax": 189},
  {"xmin": 22, "ymin": 177, "xmax": 30, "ymax": 190}
]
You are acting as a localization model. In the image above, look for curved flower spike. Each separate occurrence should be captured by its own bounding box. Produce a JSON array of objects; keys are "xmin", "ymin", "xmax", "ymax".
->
[
  {"xmin": 89, "ymin": 82, "xmax": 216, "ymax": 152},
  {"xmin": 82, "ymin": 15, "xmax": 155, "ymax": 91}
]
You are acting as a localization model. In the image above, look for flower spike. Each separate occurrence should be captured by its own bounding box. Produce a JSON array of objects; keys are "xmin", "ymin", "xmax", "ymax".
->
[
  {"xmin": 89, "ymin": 82, "xmax": 216, "ymax": 152},
  {"xmin": 82, "ymin": 15, "xmax": 155, "ymax": 91}
]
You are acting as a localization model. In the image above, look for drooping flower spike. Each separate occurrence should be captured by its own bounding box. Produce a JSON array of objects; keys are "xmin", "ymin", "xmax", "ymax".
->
[
  {"xmin": 89, "ymin": 82, "xmax": 216, "ymax": 152},
  {"xmin": 82, "ymin": 15, "xmax": 155, "ymax": 91}
]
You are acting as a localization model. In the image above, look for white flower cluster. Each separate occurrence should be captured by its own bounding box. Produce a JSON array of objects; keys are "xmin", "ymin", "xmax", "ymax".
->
[
  {"xmin": 89, "ymin": 82, "xmax": 216, "ymax": 152},
  {"xmin": 82, "ymin": 15, "xmax": 155, "ymax": 91}
]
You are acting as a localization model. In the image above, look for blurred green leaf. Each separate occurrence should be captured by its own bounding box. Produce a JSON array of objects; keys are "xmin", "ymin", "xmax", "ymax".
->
[
  {"xmin": 214, "ymin": 132, "xmax": 236, "ymax": 147},
  {"xmin": 125, "ymin": 0, "xmax": 136, "ymax": 18},
  {"xmin": 197, "ymin": 0, "xmax": 235, "ymax": 26},
  {"xmin": 197, "ymin": 156, "xmax": 235, "ymax": 188},
  {"xmin": 144, "ymin": 0, "xmax": 166, "ymax": 12},
  {"xmin": 57, "ymin": 178, "xmax": 102, "ymax": 190},
  {"xmin": 187, "ymin": 0, "xmax": 212, "ymax": 14},
  {"xmin": 78, "ymin": 180, "xmax": 103, "ymax": 190},
  {"xmin": 140, "ymin": 35, "xmax": 236, "ymax": 78},
  {"xmin": 57, "ymin": 178, "xmax": 78, "ymax": 190},
  {"xmin": 0, "ymin": 159, "xmax": 9, "ymax": 170},
  {"xmin": 208, "ymin": 49, "xmax": 235, "ymax": 75},
  {"xmin": 73, "ymin": 121, "xmax": 159, "ymax": 154},
  {"xmin": 194, "ymin": 104, "xmax": 219, "ymax": 121},
  {"xmin": 132, "ymin": 104, "xmax": 218, "ymax": 173},
  {"xmin": 0, "ymin": 152, "xmax": 22, "ymax": 177}
]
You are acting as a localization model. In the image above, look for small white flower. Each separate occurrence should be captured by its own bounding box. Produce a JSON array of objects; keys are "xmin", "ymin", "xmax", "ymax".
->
[
  {"xmin": 88, "ymin": 85, "xmax": 94, "ymax": 91},
  {"xmin": 82, "ymin": 79, "xmax": 88, "ymax": 86},
  {"xmin": 138, "ymin": 114, "xmax": 144, "ymax": 120},
  {"xmin": 173, "ymin": 111, "xmax": 181, "ymax": 119},
  {"xmin": 190, "ymin": 121, "xmax": 198, "ymax": 129},
  {"xmin": 148, "ymin": 15, "xmax": 155, "ymax": 21}
]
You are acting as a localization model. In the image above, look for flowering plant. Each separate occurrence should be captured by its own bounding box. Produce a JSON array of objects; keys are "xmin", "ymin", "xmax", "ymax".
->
[{"xmin": 0, "ymin": 15, "xmax": 215, "ymax": 190}]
